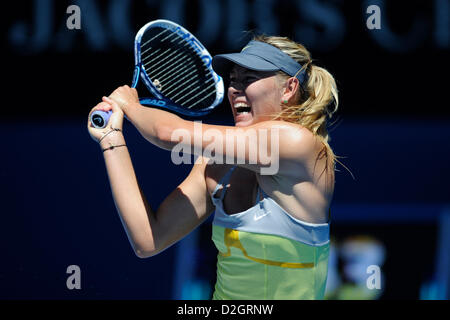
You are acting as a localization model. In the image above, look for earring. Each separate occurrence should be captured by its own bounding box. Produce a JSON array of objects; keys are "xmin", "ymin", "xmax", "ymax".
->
[{"xmin": 283, "ymin": 100, "xmax": 288, "ymax": 104}]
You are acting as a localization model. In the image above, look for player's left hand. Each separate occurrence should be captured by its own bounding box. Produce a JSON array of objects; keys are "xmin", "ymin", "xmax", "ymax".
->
[{"xmin": 87, "ymin": 96, "xmax": 124, "ymax": 143}]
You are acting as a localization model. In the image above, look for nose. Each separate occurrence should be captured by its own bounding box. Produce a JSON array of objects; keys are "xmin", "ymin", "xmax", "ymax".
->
[{"xmin": 228, "ymin": 83, "xmax": 244, "ymax": 98}]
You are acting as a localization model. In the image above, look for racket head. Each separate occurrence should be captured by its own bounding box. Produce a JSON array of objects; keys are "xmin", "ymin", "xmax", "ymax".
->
[{"xmin": 134, "ymin": 19, "xmax": 224, "ymax": 116}]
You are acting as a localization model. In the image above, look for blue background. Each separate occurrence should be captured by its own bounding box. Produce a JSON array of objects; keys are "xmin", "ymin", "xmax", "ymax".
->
[{"xmin": 1, "ymin": 0, "xmax": 449, "ymax": 299}]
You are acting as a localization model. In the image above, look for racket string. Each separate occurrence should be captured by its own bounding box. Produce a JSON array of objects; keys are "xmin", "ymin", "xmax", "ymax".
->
[
  {"xmin": 149, "ymin": 57, "xmax": 195, "ymax": 82},
  {"xmin": 141, "ymin": 28, "xmax": 171, "ymax": 49},
  {"xmin": 146, "ymin": 49, "xmax": 208, "ymax": 96},
  {"xmin": 145, "ymin": 54, "xmax": 199, "ymax": 94},
  {"xmin": 169, "ymin": 75, "xmax": 214, "ymax": 104},
  {"xmin": 160, "ymin": 62, "xmax": 210, "ymax": 96},
  {"xmin": 155, "ymin": 61, "xmax": 196, "ymax": 90},
  {"xmin": 140, "ymin": 26, "xmax": 218, "ymax": 110},
  {"xmin": 142, "ymin": 28, "xmax": 187, "ymax": 64},
  {"xmin": 164, "ymin": 66, "xmax": 214, "ymax": 107},
  {"xmin": 169, "ymin": 79, "xmax": 202, "ymax": 101},
  {"xmin": 152, "ymin": 55, "xmax": 193, "ymax": 80},
  {"xmin": 142, "ymin": 29, "xmax": 181, "ymax": 56},
  {"xmin": 163, "ymin": 69, "xmax": 200, "ymax": 96},
  {"xmin": 141, "ymin": 48, "xmax": 161, "ymax": 63},
  {"xmin": 144, "ymin": 49, "xmax": 184, "ymax": 73},
  {"xmin": 160, "ymin": 31, "xmax": 179, "ymax": 42},
  {"xmin": 156, "ymin": 58, "xmax": 195, "ymax": 83},
  {"xmin": 177, "ymin": 80, "xmax": 216, "ymax": 107},
  {"xmin": 141, "ymin": 45, "xmax": 158, "ymax": 58},
  {"xmin": 143, "ymin": 41, "xmax": 192, "ymax": 78},
  {"xmin": 186, "ymin": 88, "xmax": 217, "ymax": 109}
]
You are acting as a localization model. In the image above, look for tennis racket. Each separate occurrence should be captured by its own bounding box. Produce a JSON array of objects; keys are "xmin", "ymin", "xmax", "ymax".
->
[{"xmin": 90, "ymin": 19, "xmax": 224, "ymax": 129}]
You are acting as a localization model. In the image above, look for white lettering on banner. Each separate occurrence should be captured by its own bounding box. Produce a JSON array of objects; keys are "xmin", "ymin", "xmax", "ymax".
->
[{"xmin": 8, "ymin": 0, "xmax": 448, "ymax": 54}]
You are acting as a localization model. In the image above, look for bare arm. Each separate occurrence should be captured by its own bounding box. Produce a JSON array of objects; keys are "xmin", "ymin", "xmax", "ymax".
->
[
  {"xmin": 109, "ymin": 86, "xmax": 317, "ymax": 177},
  {"xmin": 129, "ymin": 105, "xmax": 315, "ymax": 176},
  {"xmin": 100, "ymin": 130, "xmax": 158, "ymax": 257},
  {"xmin": 88, "ymin": 97, "xmax": 214, "ymax": 258},
  {"xmin": 103, "ymin": 138, "xmax": 212, "ymax": 258}
]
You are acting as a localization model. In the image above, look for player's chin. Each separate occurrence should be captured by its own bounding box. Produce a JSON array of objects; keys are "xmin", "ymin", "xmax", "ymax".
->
[{"xmin": 234, "ymin": 112, "xmax": 254, "ymax": 127}]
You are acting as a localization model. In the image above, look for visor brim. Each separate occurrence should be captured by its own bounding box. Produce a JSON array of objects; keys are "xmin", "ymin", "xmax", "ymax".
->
[{"xmin": 212, "ymin": 53, "xmax": 280, "ymax": 79}]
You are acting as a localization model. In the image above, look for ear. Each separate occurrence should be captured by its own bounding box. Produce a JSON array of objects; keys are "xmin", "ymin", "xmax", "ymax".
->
[{"xmin": 281, "ymin": 77, "xmax": 300, "ymax": 104}]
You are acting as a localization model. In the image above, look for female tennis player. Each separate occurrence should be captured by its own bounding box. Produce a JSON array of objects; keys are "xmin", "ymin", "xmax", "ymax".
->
[{"xmin": 88, "ymin": 35, "xmax": 338, "ymax": 300}]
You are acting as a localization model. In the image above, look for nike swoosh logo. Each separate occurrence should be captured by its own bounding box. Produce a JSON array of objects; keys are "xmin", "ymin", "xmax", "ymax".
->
[{"xmin": 253, "ymin": 211, "xmax": 270, "ymax": 221}]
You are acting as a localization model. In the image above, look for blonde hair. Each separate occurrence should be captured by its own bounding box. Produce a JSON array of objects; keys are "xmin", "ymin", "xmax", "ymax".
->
[{"xmin": 254, "ymin": 35, "xmax": 339, "ymax": 174}]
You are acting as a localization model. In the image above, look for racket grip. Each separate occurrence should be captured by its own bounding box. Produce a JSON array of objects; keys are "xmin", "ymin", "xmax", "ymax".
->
[{"xmin": 90, "ymin": 110, "xmax": 112, "ymax": 129}]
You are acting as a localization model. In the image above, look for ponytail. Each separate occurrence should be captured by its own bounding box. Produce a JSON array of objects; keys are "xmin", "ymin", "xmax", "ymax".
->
[{"xmin": 253, "ymin": 35, "xmax": 339, "ymax": 170}]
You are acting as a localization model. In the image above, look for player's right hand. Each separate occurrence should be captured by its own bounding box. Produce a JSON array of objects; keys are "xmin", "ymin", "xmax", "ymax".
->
[
  {"xmin": 109, "ymin": 85, "xmax": 140, "ymax": 115},
  {"xmin": 87, "ymin": 97, "xmax": 124, "ymax": 143}
]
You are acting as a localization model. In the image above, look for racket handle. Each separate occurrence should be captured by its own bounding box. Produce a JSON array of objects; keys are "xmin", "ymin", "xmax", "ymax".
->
[{"xmin": 90, "ymin": 110, "xmax": 112, "ymax": 129}]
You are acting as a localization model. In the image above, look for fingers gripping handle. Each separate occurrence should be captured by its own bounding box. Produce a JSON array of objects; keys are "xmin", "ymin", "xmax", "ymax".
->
[{"xmin": 90, "ymin": 66, "xmax": 140, "ymax": 129}]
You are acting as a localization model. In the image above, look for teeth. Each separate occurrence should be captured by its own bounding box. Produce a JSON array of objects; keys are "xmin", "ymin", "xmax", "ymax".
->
[
  {"xmin": 234, "ymin": 102, "xmax": 249, "ymax": 109},
  {"xmin": 234, "ymin": 102, "xmax": 251, "ymax": 114}
]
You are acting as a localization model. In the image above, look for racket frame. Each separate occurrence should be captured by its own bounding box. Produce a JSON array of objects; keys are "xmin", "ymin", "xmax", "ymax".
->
[{"xmin": 133, "ymin": 19, "xmax": 224, "ymax": 116}]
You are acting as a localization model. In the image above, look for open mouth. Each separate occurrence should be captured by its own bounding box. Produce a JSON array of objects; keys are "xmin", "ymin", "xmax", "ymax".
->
[{"xmin": 234, "ymin": 102, "xmax": 252, "ymax": 115}]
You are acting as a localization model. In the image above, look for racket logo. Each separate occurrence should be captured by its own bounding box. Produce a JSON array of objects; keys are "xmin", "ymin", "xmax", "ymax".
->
[{"xmin": 146, "ymin": 99, "xmax": 166, "ymax": 107}]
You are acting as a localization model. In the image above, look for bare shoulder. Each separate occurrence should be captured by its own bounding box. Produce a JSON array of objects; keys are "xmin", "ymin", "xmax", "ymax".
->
[
  {"xmin": 258, "ymin": 120, "xmax": 318, "ymax": 154},
  {"xmin": 254, "ymin": 120, "xmax": 323, "ymax": 176}
]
